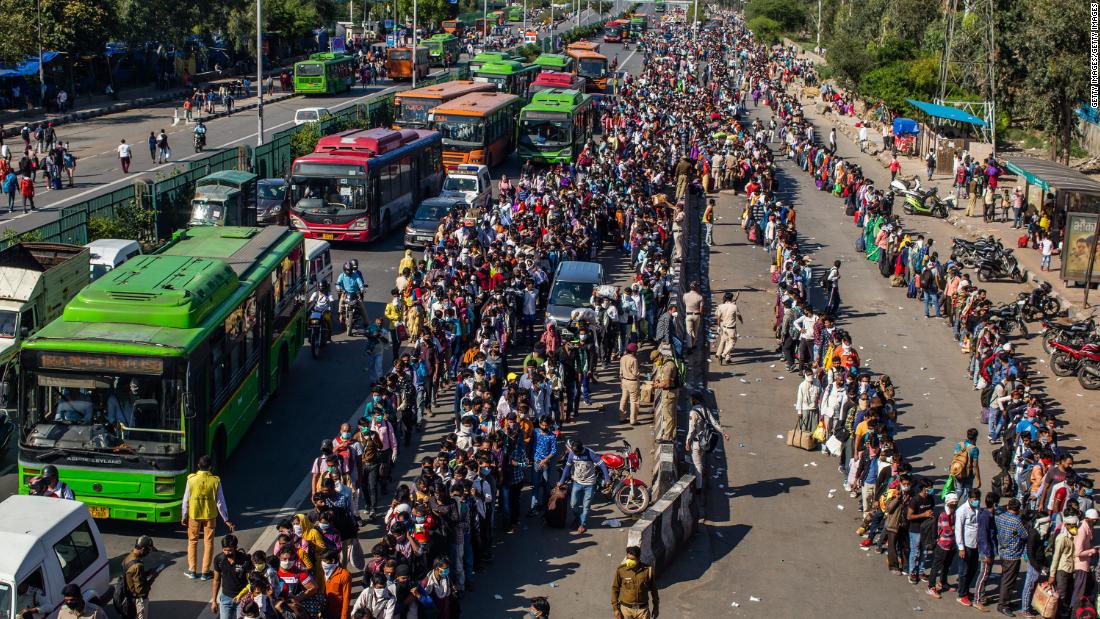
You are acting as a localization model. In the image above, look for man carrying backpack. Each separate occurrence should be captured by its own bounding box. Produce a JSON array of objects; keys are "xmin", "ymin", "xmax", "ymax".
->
[
  {"xmin": 949, "ymin": 428, "xmax": 982, "ymax": 497},
  {"xmin": 685, "ymin": 392, "xmax": 728, "ymax": 492},
  {"xmin": 118, "ymin": 536, "xmax": 160, "ymax": 619}
]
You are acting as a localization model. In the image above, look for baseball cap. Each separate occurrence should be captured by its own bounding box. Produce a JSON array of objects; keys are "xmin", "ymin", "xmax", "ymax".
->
[{"xmin": 944, "ymin": 493, "xmax": 959, "ymax": 504}]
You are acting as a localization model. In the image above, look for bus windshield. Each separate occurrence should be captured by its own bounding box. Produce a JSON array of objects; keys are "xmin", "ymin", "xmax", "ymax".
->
[
  {"xmin": 521, "ymin": 118, "xmax": 571, "ymax": 146},
  {"xmin": 390, "ymin": 50, "xmax": 412, "ymax": 61},
  {"xmin": 578, "ymin": 59, "xmax": 606, "ymax": 77},
  {"xmin": 22, "ymin": 368, "xmax": 183, "ymax": 453},
  {"xmin": 0, "ymin": 310, "xmax": 15, "ymax": 338},
  {"xmin": 399, "ymin": 98, "xmax": 434, "ymax": 125},
  {"xmin": 436, "ymin": 117, "xmax": 485, "ymax": 147},
  {"xmin": 474, "ymin": 75, "xmax": 509, "ymax": 90},
  {"xmin": 291, "ymin": 178, "xmax": 369, "ymax": 215},
  {"xmin": 297, "ymin": 63, "xmax": 324, "ymax": 77}
]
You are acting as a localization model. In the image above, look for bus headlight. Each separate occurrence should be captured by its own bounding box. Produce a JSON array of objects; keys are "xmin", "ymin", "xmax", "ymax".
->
[
  {"xmin": 349, "ymin": 219, "xmax": 369, "ymax": 230},
  {"xmin": 155, "ymin": 477, "xmax": 176, "ymax": 494},
  {"xmin": 289, "ymin": 215, "xmax": 305, "ymax": 229}
]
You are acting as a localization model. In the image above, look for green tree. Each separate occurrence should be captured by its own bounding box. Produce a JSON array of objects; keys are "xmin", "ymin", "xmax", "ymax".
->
[
  {"xmin": 1009, "ymin": 0, "xmax": 1088, "ymax": 163},
  {"xmin": 746, "ymin": 16, "xmax": 783, "ymax": 45},
  {"xmin": 745, "ymin": 0, "xmax": 805, "ymax": 33},
  {"xmin": 0, "ymin": 0, "xmax": 37, "ymax": 63}
]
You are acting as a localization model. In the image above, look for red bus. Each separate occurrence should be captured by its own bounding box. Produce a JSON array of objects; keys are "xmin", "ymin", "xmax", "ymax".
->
[
  {"xmin": 604, "ymin": 20, "xmax": 624, "ymax": 43},
  {"xmin": 529, "ymin": 71, "xmax": 587, "ymax": 95},
  {"xmin": 287, "ymin": 128, "xmax": 444, "ymax": 242}
]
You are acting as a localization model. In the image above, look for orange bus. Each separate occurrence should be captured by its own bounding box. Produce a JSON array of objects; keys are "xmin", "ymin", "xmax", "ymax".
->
[
  {"xmin": 428, "ymin": 91, "xmax": 523, "ymax": 167},
  {"xmin": 393, "ymin": 80, "xmax": 497, "ymax": 129},
  {"xmin": 442, "ymin": 20, "xmax": 466, "ymax": 35},
  {"xmin": 386, "ymin": 46, "xmax": 430, "ymax": 81},
  {"xmin": 566, "ymin": 49, "xmax": 609, "ymax": 92}
]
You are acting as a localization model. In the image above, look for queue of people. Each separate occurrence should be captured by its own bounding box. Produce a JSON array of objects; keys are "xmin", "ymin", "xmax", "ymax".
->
[{"xmin": 710, "ymin": 14, "xmax": 1100, "ymax": 616}]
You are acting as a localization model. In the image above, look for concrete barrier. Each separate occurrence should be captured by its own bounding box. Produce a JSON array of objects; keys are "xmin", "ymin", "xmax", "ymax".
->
[{"xmin": 626, "ymin": 474, "xmax": 700, "ymax": 574}]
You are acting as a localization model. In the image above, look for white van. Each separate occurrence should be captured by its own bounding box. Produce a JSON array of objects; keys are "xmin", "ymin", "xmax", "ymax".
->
[
  {"xmin": 0, "ymin": 496, "xmax": 111, "ymax": 617},
  {"xmin": 305, "ymin": 238, "xmax": 333, "ymax": 287},
  {"xmin": 294, "ymin": 107, "xmax": 332, "ymax": 126},
  {"xmin": 84, "ymin": 239, "xmax": 142, "ymax": 281}
]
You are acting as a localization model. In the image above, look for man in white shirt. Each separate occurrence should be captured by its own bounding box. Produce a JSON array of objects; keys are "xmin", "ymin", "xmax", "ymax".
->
[
  {"xmin": 858, "ymin": 125, "xmax": 868, "ymax": 152},
  {"xmin": 792, "ymin": 307, "xmax": 818, "ymax": 371},
  {"xmin": 522, "ymin": 281, "xmax": 539, "ymax": 344},
  {"xmin": 117, "ymin": 139, "xmax": 132, "ymax": 173},
  {"xmin": 954, "ymin": 488, "xmax": 982, "ymax": 605},
  {"xmin": 793, "ymin": 369, "xmax": 821, "ymax": 429}
]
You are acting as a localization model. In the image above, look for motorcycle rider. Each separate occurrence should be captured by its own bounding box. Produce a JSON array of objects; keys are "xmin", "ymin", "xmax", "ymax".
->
[
  {"xmin": 32, "ymin": 464, "xmax": 76, "ymax": 499},
  {"xmin": 336, "ymin": 261, "xmax": 367, "ymax": 331},
  {"xmin": 193, "ymin": 120, "xmax": 207, "ymax": 151},
  {"xmin": 308, "ymin": 280, "xmax": 335, "ymax": 342}
]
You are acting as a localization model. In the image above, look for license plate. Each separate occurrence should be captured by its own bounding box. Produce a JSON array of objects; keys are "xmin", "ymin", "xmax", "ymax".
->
[
  {"xmin": 87, "ymin": 505, "xmax": 110, "ymax": 519},
  {"xmin": 321, "ymin": 234, "xmax": 336, "ymax": 240}
]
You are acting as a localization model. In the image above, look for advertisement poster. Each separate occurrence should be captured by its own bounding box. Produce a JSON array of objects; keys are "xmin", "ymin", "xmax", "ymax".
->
[{"xmin": 1061, "ymin": 212, "xmax": 1100, "ymax": 283}]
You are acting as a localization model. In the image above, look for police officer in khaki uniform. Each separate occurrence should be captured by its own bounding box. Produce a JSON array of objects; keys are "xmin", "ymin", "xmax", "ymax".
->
[
  {"xmin": 611, "ymin": 546, "xmax": 659, "ymax": 619},
  {"xmin": 714, "ymin": 291, "xmax": 743, "ymax": 364},
  {"xmin": 619, "ymin": 343, "xmax": 642, "ymax": 424},
  {"xmin": 682, "ymin": 282, "xmax": 705, "ymax": 351},
  {"xmin": 651, "ymin": 349, "xmax": 679, "ymax": 443}
]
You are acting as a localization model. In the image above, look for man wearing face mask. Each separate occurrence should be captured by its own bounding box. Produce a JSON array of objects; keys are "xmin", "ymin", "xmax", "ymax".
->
[
  {"xmin": 954, "ymin": 488, "xmax": 983, "ymax": 607},
  {"xmin": 211, "ymin": 535, "xmax": 251, "ymax": 619},
  {"xmin": 56, "ymin": 584, "xmax": 108, "ymax": 619},
  {"xmin": 611, "ymin": 546, "xmax": 659, "ymax": 619},
  {"xmin": 559, "ymin": 439, "xmax": 610, "ymax": 535},
  {"xmin": 320, "ymin": 550, "xmax": 351, "ymax": 619},
  {"xmin": 525, "ymin": 596, "xmax": 551, "ymax": 619},
  {"xmin": 351, "ymin": 573, "xmax": 396, "ymax": 618},
  {"xmin": 651, "ymin": 349, "xmax": 680, "ymax": 443}
]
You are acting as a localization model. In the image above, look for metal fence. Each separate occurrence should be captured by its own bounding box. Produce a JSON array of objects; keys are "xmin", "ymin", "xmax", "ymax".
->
[{"xmin": 1, "ymin": 70, "xmax": 472, "ymax": 250}]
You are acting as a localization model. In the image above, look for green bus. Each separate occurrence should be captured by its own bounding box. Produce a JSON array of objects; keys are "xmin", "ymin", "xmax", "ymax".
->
[
  {"xmin": 507, "ymin": 6, "xmax": 524, "ymax": 21},
  {"xmin": 423, "ymin": 33, "xmax": 461, "ymax": 67},
  {"xmin": 532, "ymin": 53, "xmax": 575, "ymax": 74},
  {"xmin": 16, "ymin": 226, "xmax": 308, "ymax": 522},
  {"xmin": 518, "ymin": 88, "xmax": 595, "ymax": 164},
  {"xmin": 654, "ymin": 0, "xmax": 666, "ymax": 12},
  {"xmin": 473, "ymin": 60, "xmax": 540, "ymax": 98},
  {"xmin": 629, "ymin": 16, "xmax": 647, "ymax": 39},
  {"xmin": 469, "ymin": 51, "xmax": 516, "ymax": 73},
  {"xmin": 294, "ymin": 52, "xmax": 355, "ymax": 95}
]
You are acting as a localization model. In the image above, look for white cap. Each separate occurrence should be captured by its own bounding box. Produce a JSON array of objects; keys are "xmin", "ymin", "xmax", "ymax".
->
[
  {"xmin": 944, "ymin": 493, "xmax": 959, "ymax": 504},
  {"xmin": 1002, "ymin": 342, "xmax": 1014, "ymax": 352},
  {"xmin": 1087, "ymin": 509, "xmax": 1100, "ymax": 521}
]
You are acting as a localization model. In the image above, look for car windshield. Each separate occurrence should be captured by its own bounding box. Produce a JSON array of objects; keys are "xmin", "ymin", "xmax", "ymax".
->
[
  {"xmin": 296, "ymin": 111, "xmax": 319, "ymax": 121},
  {"xmin": 22, "ymin": 369, "xmax": 184, "ymax": 453},
  {"xmin": 549, "ymin": 281, "xmax": 593, "ymax": 308},
  {"xmin": 522, "ymin": 119, "xmax": 570, "ymax": 146},
  {"xmin": 436, "ymin": 118, "xmax": 485, "ymax": 146},
  {"xmin": 258, "ymin": 183, "xmax": 285, "ymax": 200},
  {"xmin": 415, "ymin": 202, "xmax": 456, "ymax": 221},
  {"xmin": 443, "ymin": 177, "xmax": 478, "ymax": 192},
  {"xmin": 0, "ymin": 310, "xmax": 16, "ymax": 338}
]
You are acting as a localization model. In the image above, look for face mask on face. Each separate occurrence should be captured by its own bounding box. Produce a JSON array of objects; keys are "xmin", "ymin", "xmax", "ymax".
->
[
  {"xmin": 969, "ymin": 499, "xmax": 979, "ymax": 508},
  {"xmin": 322, "ymin": 561, "xmax": 337, "ymax": 577},
  {"xmin": 481, "ymin": 466, "xmax": 492, "ymax": 476},
  {"xmin": 415, "ymin": 516, "xmax": 426, "ymax": 523},
  {"xmin": 624, "ymin": 558, "xmax": 638, "ymax": 569},
  {"xmin": 900, "ymin": 484, "xmax": 911, "ymax": 493},
  {"xmin": 280, "ymin": 559, "xmax": 293, "ymax": 570},
  {"xmin": 341, "ymin": 431, "xmax": 352, "ymax": 440},
  {"xmin": 439, "ymin": 568, "xmax": 451, "ymax": 578},
  {"xmin": 318, "ymin": 522, "xmax": 330, "ymax": 531},
  {"xmin": 292, "ymin": 524, "xmax": 303, "ymax": 535},
  {"xmin": 254, "ymin": 563, "xmax": 267, "ymax": 573},
  {"xmin": 375, "ymin": 415, "xmax": 384, "ymax": 423}
]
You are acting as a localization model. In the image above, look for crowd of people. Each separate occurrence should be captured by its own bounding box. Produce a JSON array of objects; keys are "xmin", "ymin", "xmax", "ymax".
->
[
  {"xmin": 704, "ymin": 17, "xmax": 1100, "ymax": 617},
  {"xmin": 0, "ymin": 122, "xmax": 76, "ymax": 213}
]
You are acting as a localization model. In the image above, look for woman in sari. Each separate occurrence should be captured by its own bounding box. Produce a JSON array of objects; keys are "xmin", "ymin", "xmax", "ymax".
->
[{"xmin": 864, "ymin": 213, "xmax": 885, "ymax": 262}]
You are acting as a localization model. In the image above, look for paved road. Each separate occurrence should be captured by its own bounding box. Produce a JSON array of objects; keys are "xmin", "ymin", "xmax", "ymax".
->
[
  {"xmin": 652, "ymin": 96, "xmax": 1100, "ymax": 617},
  {"xmin": 0, "ymin": 9, "xmax": 610, "ymax": 237},
  {"xmin": 0, "ymin": 24, "xmax": 638, "ymax": 619}
]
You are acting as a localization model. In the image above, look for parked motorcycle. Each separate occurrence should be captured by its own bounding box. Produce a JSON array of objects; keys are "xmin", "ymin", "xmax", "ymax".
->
[
  {"xmin": 601, "ymin": 441, "xmax": 651, "ymax": 516},
  {"xmin": 989, "ymin": 298, "xmax": 1028, "ymax": 336},
  {"xmin": 1040, "ymin": 317, "xmax": 1097, "ymax": 354},
  {"xmin": 903, "ymin": 186, "xmax": 954, "ymax": 218},
  {"xmin": 952, "ymin": 236, "xmax": 1003, "ymax": 269},
  {"xmin": 976, "ymin": 249, "xmax": 1026, "ymax": 283},
  {"xmin": 1080, "ymin": 356, "xmax": 1100, "ymax": 390},
  {"xmin": 1020, "ymin": 282, "xmax": 1062, "ymax": 322},
  {"xmin": 1049, "ymin": 337, "xmax": 1100, "ymax": 377},
  {"xmin": 308, "ymin": 309, "xmax": 330, "ymax": 358}
]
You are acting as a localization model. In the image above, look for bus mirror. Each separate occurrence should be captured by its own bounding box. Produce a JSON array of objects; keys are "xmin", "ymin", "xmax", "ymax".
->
[{"xmin": 183, "ymin": 392, "xmax": 197, "ymax": 419}]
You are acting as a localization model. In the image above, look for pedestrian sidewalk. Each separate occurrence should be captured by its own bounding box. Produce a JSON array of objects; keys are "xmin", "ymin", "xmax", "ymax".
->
[
  {"xmin": 788, "ymin": 44, "xmax": 1099, "ymax": 321},
  {"xmin": 0, "ymin": 67, "xmax": 298, "ymax": 142}
]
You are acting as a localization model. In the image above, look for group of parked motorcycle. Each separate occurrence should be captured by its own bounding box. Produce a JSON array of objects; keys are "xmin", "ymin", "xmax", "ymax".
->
[
  {"xmin": 1041, "ymin": 313, "xmax": 1100, "ymax": 390},
  {"xmin": 951, "ymin": 235, "xmax": 1027, "ymax": 284},
  {"xmin": 891, "ymin": 176, "xmax": 957, "ymax": 220}
]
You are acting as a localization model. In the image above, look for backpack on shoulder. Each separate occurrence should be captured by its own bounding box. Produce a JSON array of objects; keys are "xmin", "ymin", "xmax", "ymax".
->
[
  {"xmin": 948, "ymin": 442, "xmax": 973, "ymax": 480},
  {"xmin": 112, "ymin": 559, "xmax": 136, "ymax": 619}
]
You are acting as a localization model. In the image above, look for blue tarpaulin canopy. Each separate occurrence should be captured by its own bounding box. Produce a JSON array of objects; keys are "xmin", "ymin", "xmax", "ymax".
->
[
  {"xmin": 905, "ymin": 99, "xmax": 987, "ymax": 126},
  {"xmin": 0, "ymin": 51, "xmax": 61, "ymax": 78},
  {"xmin": 892, "ymin": 117, "xmax": 920, "ymax": 136}
]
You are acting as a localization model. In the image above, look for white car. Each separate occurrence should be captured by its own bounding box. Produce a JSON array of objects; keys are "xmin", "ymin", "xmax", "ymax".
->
[
  {"xmin": 294, "ymin": 107, "xmax": 332, "ymax": 126},
  {"xmin": 440, "ymin": 164, "xmax": 492, "ymax": 210}
]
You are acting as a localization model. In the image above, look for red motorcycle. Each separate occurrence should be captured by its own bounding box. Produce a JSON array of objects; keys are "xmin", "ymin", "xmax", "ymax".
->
[
  {"xmin": 1049, "ymin": 337, "xmax": 1100, "ymax": 390},
  {"xmin": 601, "ymin": 441, "xmax": 652, "ymax": 516}
]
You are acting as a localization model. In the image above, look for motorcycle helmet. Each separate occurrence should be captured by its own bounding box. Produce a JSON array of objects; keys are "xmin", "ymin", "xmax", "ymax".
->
[
  {"xmin": 350, "ymin": 259, "xmax": 359, "ymax": 271},
  {"xmin": 42, "ymin": 464, "xmax": 59, "ymax": 480},
  {"xmin": 1040, "ymin": 281, "xmax": 1052, "ymax": 293}
]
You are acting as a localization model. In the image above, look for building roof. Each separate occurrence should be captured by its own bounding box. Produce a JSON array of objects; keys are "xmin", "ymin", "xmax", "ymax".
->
[{"xmin": 1004, "ymin": 157, "xmax": 1100, "ymax": 195}]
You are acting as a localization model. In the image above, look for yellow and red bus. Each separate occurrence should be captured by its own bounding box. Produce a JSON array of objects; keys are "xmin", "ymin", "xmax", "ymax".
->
[
  {"xmin": 566, "ymin": 49, "xmax": 609, "ymax": 92},
  {"xmin": 385, "ymin": 46, "xmax": 430, "ymax": 81},
  {"xmin": 429, "ymin": 91, "xmax": 523, "ymax": 167},
  {"xmin": 566, "ymin": 40, "xmax": 602, "ymax": 54},
  {"xmin": 604, "ymin": 20, "xmax": 625, "ymax": 43},
  {"xmin": 393, "ymin": 80, "xmax": 497, "ymax": 129}
]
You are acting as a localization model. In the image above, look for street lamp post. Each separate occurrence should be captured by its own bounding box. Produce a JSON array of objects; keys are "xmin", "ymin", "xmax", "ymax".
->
[
  {"xmin": 256, "ymin": 0, "xmax": 264, "ymax": 145},
  {"xmin": 483, "ymin": 0, "xmax": 488, "ymax": 40},
  {"xmin": 523, "ymin": 0, "xmax": 527, "ymax": 33},
  {"xmin": 411, "ymin": 0, "xmax": 417, "ymax": 88},
  {"xmin": 37, "ymin": 0, "xmax": 45, "ymax": 107}
]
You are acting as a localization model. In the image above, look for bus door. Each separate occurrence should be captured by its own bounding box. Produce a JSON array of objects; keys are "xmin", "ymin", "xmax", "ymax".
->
[{"xmin": 369, "ymin": 171, "xmax": 381, "ymax": 236}]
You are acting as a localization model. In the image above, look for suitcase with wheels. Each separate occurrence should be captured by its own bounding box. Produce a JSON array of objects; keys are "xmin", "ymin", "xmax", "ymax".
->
[{"xmin": 544, "ymin": 484, "xmax": 568, "ymax": 528}]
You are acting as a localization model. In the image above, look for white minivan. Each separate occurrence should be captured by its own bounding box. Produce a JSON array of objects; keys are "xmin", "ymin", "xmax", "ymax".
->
[
  {"xmin": 294, "ymin": 107, "xmax": 332, "ymax": 126},
  {"xmin": 84, "ymin": 239, "xmax": 142, "ymax": 281},
  {"xmin": 0, "ymin": 496, "xmax": 112, "ymax": 617}
]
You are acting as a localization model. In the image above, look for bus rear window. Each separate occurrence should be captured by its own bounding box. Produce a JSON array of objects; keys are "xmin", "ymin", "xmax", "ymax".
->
[{"xmin": 296, "ymin": 63, "xmax": 324, "ymax": 77}]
